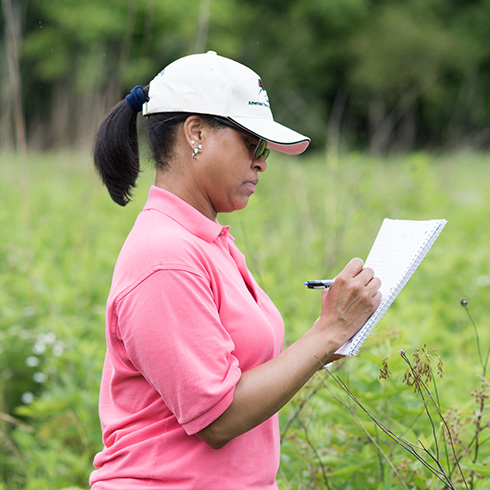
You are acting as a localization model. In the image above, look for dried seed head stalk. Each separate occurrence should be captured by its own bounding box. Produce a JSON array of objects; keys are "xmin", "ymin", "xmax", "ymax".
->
[
  {"xmin": 379, "ymin": 356, "xmax": 392, "ymax": 380},
  {"xmin": 402, "ymin": 346, "xmax": 444, "ymax": 392}
]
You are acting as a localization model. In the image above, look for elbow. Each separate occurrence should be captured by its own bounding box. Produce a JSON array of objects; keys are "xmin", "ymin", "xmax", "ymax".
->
[
  {"xmin": 204, "ymin": 438, "xmax": 230, "ymax": 450},
  {"xmin": 196, "ymin": 425, "xmax": 233, "ymax": 450}
]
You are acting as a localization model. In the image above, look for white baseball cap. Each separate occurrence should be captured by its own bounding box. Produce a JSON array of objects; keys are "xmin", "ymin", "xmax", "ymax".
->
[{"xmin": 142, "ymin": 51, "xmax": 310, "ymax": 155}]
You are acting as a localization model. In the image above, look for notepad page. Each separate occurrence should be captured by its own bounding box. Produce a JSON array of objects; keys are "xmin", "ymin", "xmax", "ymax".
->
[
  {"xmin": 335, "ymin": 218, "xmax": 447, "ymax": 356},
  {"xmin": 365, "ymin": 219, "xmax": 443, "ymax": 299}
]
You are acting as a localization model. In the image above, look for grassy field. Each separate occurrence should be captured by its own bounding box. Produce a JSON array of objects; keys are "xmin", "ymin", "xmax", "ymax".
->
[{"xmin": 1, "ymin": 150, "xmax": 490, "ymax": 489}]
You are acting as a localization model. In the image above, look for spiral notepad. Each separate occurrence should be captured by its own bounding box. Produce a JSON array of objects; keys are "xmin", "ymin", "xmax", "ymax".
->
[{"xmin": 336, "ymin": 218, "xmax": 447, "ymax": 356}]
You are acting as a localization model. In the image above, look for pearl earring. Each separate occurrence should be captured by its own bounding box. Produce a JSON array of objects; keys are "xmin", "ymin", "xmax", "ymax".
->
[{"xmin": 192, "ymin": 142, "xmax": 202, "ymax": 159}]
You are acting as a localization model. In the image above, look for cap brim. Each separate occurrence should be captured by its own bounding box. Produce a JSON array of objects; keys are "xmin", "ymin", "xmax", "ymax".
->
[{"xmin": 228, "ymin": 117, "xmax": 310, "ymax": 155}]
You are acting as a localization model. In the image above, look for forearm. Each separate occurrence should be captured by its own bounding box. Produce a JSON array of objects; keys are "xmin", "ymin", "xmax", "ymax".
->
[{"xmin": 196, "ymin": 325, "xmax": 337, "ymax": 449}]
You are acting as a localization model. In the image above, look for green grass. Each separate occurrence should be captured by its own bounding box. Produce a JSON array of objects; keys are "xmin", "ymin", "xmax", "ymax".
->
[{"xmin": 1, "ymin": 150, "xmax": 490, "ymax": 489}]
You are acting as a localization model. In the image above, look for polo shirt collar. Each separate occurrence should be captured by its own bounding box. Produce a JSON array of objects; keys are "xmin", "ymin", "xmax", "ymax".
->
[{"xmin": 143, "ymin": 186, "xmax": 227, "ymax": 243}]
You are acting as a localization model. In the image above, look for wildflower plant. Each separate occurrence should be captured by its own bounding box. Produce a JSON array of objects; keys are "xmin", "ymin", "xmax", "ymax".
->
[{"xmin": 301, "ymin": 298, "xmax": 490, "ymax": 489}]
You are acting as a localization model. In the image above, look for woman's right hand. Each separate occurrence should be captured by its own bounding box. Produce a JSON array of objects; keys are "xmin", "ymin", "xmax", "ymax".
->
[{"xmin": 313, "ymin": 257, "xmax": 382, "ymax": 362}]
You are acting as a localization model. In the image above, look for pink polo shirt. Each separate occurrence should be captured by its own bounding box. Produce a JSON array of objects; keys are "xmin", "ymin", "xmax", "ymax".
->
[{"xmin": 90, "ymin": 186, "xmax": 284, "ymax": 489}]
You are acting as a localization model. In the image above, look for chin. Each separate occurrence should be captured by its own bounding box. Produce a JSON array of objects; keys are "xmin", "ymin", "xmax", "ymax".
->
[
  {"xmin": 217, "ymin": 195, "xmax": 251, "ymax": 215},
  {"xmin": 235, "ymin": 198, "xmax": 250, "ymax": 211}
]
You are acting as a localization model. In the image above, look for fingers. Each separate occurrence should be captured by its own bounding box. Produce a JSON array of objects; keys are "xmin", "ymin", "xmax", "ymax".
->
[
  {"xmin": 314, "ymin": 258, "xmax": 383, "ymax": 356},
  {"xmin": 342, "ymin": 257, "xmax": 364, "ymax": 276},
  {"xmin": 339, "ymin": 257, "xmax": 379, "ymax": 290},
  {"xmin": 325, "ymin": 258, "xmax": 382, "ymax": 317},
  {"xmin": 357, "ymin": 266, "xmax": 375, "ymax": 286}
]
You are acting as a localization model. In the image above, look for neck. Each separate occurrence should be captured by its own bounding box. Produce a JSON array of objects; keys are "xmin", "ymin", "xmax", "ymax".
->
[{"xmin": 155, "ymin": 168, "xmax": 217, "ymax": 221}]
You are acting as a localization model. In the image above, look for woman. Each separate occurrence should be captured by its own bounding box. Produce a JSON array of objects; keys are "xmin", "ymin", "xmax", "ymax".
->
[{"xmin": 90, "ymin": 51, "xmax": 381, "ymax": 489}]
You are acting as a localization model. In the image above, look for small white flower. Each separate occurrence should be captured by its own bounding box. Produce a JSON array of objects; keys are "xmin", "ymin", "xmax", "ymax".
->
[
  {"xmin": 53, "ymin": 341, "xmax": 64, "ymax": 356},
  {"xmin": 477, "ymin": 275, "xmax": 490, "ymax": 287},
  {"xmin": 26, "ymin": 356, "xmax": 40, "ymax": 367},
  {"xmin": 33, "ymin": 372, "xmax": 47, "ymax": 383},
  {"xmin": 39, "ymin": 332, "xmax": 56, "ymax": 344},
  {"xmin": 21, "ymin": 392, "xmax": 35, "ymax": 404},
  {"xmin": 33, "ymin": 342, "xmax": 46, "ymax": 355},
  {"xmin": 24, "ymin": 307, "xmax": 36, "ymax": 317}
]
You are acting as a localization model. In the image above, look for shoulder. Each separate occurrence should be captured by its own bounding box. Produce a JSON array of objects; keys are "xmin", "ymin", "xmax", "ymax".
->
[
  {"xmin": 111, "ymin": 208, "xmax": 218, "ymax": 294},
  {"xmin": 136, "ymin": 207, "xmax": 215, "ymax": 263}
]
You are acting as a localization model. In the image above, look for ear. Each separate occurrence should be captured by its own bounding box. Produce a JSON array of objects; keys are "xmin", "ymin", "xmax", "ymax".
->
[{"xmin": 183, "ymin": 115, "xmax": 205, "ymax": 149}]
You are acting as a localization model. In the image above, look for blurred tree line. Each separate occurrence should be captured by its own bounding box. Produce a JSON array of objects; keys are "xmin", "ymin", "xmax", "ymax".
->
[{"xmin": 1, "ymin": 0, "xmax": 489, "ymax": 153}]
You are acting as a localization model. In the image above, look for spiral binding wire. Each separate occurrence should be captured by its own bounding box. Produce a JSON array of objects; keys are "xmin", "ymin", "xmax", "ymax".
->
[{"xmin": 338, "ymin": 218, "xmax": 447, "ymax": 356}]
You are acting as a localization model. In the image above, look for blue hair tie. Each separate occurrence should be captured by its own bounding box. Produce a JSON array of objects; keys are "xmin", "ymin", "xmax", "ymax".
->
[{"xmin": 125, "ymin": 85, "xmax": 146, "ymax": 112}]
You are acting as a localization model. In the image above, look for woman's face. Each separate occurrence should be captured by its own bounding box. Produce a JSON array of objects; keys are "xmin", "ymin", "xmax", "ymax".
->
[{"xmin": 195, "ymin": 125, "xmax": 268, "ymax": 218}]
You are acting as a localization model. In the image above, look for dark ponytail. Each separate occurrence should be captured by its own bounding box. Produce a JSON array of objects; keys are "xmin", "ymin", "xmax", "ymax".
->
[
  {"xmin": 94, "ymin": 85, "xmax": 225, "ymax": 206},
  {"xmin": 93, "ymin": 86, "xmax": 148, "ymax": 206}
]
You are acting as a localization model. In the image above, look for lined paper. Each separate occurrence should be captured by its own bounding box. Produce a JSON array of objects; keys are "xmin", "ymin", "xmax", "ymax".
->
[{"xmin": 336, "ymin": 218, "xmax": 447, "ymax": 356}]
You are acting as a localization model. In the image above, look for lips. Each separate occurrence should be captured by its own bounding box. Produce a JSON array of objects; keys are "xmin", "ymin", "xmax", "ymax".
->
[{"xmin": 244, "ymin": 179, "xmax": 259, "ymax": 193}]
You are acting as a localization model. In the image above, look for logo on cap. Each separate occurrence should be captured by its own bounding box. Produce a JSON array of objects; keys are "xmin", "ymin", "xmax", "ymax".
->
[{"xmin": 258, "ymin": 79, "xmax": 265, "ymax": 94}]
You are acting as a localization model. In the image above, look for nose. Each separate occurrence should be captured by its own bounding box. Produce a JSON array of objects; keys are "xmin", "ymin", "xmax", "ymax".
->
[{"xmin": 252, "ymin": 156, "xmax": 267, "ymax": 173}]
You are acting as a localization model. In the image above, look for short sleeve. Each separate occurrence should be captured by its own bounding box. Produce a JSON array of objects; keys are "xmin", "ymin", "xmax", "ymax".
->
[{"xmin": 115, "ymin": 268, "xmax": 242, "ymax": 435}]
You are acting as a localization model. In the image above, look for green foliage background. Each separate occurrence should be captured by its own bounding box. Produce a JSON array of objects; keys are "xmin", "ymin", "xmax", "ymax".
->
[
  {"xmin": 2, "ymin": 0, "xmax": 490, "ymax": 488},
  {"xmin": 1, "ymin": 0, "xmax": 489, "ymax": 151},
  {"xmin": 1, "ymin": 149, "xmax": 490, "ymax": 488}
]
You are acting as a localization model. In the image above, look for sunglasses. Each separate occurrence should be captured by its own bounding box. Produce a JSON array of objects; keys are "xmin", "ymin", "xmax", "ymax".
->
[{"xmin": 213, "ymin": 117, "xmax": 270, "ymax": 161}]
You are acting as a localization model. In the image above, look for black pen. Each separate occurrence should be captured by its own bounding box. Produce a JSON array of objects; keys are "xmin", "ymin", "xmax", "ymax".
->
[{"xmin": 304, "ymin": 279, "xmax": 335, "ymax": 289}]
